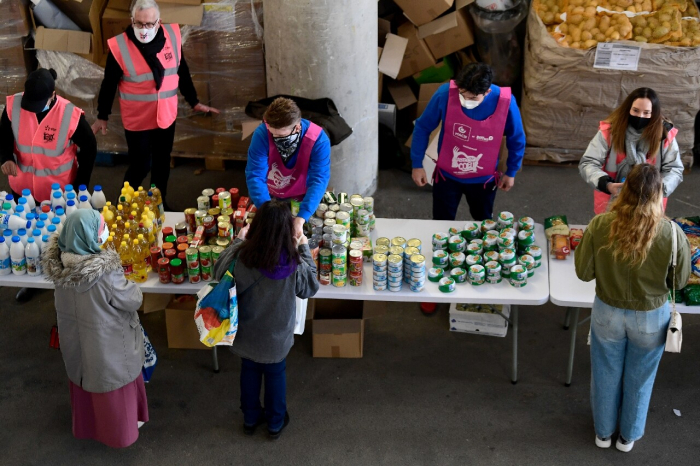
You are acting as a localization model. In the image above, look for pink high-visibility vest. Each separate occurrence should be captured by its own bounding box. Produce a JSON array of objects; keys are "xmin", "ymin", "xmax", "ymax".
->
[
  {"xmin": 108, "ymin": 24, "xmax": 181, "ymax": 131},
  {"xmin": 266, "ymin": 122, "xmax": 323, "ymax": 200},
  {"xmin": 5, "ymin": 93, "xmax": 82, "ymax": 202}
]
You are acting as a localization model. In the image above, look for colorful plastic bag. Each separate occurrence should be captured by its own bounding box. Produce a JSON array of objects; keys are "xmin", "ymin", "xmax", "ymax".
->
[
  {"xmin": 141, "ymin": 325, "xmax": 157, "ymax": 382},
  {"xmin": 194, "ymin": 259, "xmax": 239, "ymax": 347}
]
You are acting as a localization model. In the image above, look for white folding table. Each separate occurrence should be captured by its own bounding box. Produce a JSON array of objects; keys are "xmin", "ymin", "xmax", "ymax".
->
[{"xmin": 548, "ymin": 224, "xmax": 699, "ymax": 386}]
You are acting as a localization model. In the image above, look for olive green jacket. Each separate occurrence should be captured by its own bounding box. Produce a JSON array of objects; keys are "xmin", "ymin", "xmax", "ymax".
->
[{"xmin": 575, "ymin": 213, "xmax": 691, "ymax": 311}]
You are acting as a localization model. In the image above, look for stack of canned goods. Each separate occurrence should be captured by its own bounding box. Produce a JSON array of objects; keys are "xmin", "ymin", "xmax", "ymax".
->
[
  {"xmin": 311, "ymin": 191, "xmax": 376, "ymax": 242},
  {"xmin": 331, "ymin": 245, "xmax": 347, "ymax": 287},
  {"xmin": 348, "ymin": 249, "xmax": 363, "ymax": 286},
  {"xmin": 387, "ymin": 254, "xmax": 404, "ymax": 292},
  {"xmin": 408, "ymin": 254, "xmax": 426, "ymax": 292},
  {"xmin": 318, "ymin": 248, "xmax": 332, "ymax": 285},
  {"xmin": 430, "ymin": 212, "xmax": 539, "ymax": 290},
  {"xmin": 373, "ymin": 253, "xmax": 388, "ymax": 291}
]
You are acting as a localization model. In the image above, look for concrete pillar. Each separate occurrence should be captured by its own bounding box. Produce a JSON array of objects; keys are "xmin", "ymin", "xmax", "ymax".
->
[{"xmin": 264, "ymin": 0, "xmax": 378, "ymax": 196}]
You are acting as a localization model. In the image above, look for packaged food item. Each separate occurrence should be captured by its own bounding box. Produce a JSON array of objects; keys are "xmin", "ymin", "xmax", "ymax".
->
[
  {"xmin": 551, "ymin": 234, "xmax": 571, "ymax": 260},
  {"xmin": 450, "ymin": 267, "xmax": 467, "ymax": 284},
  {"xmin": 569, "ymin": 228, "xmax": 584, "ymax": 251},
  {"xmin": 509, "ymin": 265, "xmax": 528, "ymax": 287},
  {"xmin": 428, "ymin": 268, "xmax": 444, "ymax": 282},
  {"xmin": 545, "ymin": 215, "xmax": 570, "ymax": 239},
  {"xmin": 485, "ymin": 261, "xmax": 502, "ymax": 284},
  {"xmin": 439, "ymin": 277, "xmax": 456, "ymax": 293},
  {"xmin": 468, "ymin": 264, "xmax": 486, "ymax": 285},
  {"xmin": 448, "ymin": 235, "xmax": 466, "ymax": 253}
]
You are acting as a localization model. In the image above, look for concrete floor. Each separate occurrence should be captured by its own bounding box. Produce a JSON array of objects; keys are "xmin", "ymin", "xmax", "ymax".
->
[{"xmin": 1, "ymin": 158, "xmax": 699, "ymax": 465}]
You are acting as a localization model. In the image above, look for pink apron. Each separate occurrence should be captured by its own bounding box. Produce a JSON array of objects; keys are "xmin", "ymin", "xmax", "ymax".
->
[
  {"xmin": 266, "ymin": 122, "xmax": 322, "ymax": 200},
  {"xmin": 435, "ymin": 81, "xmax": 510, "ymax": 182}
]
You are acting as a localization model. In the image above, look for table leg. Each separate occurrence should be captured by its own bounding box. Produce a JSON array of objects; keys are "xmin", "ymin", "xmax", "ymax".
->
[
  {"xmin": 212, "ymin": 346, "xmax": 220, "ymax": 374},
  {"xmin": 511, "ymin": 305, "xmax": 518, "ymax": 385},
  {"xmin": 563, "ymin": 307, "xmax": 572, "ymax": 330},
  {"xmin": 565, "ymin": 307, "xmax": 580, "ymax": 387}
]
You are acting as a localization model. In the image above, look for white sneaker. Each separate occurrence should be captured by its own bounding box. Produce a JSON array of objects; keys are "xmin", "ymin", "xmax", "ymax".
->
[
  {"xmin": 595, "ymin": 436, "xmax": 611, "ymax": 448},
  {"xmin": 616, "ymin": 437, "xmax": 634, "ymax": 452},
  {"xmin": 138, "ymin": 421, "xmax": 145, "ymax": 429}
]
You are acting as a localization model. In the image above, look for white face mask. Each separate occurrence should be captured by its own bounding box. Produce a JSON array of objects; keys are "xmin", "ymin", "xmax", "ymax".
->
[
  {"xmin": 98, "ymin": 228, "xmax": 109, "ymax": 245},
  {"xmin": 133, "ymin": 26, "xmax": 157, "ymax": 44},
  {"xmin": 459, "ymin": 94, "xmax": 482, "ymax": 110}
]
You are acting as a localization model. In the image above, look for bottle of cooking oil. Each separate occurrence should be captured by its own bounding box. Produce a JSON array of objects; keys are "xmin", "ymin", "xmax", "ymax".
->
[
  {"xmin": 143, "ymin": 205, "xmax": 158, "ymax": 233},
  {"xmin": 113, "ymin": 216, "xmax": 125, "ymax": 245},
  {"xmin": 141, "ymin": 214, "xmax": 155, "ymax": 246},
  {"xmin": 131, "ymin": 239, "xmax": 148, "ymax": 283},
  {"xmin": 103, "ymin": 235, "xmax": 116, "ymax": 251},
  {"xmin": 119, "ymin": 240, "xmax": 133, "ymax": 278},
  {"xmin": 149, "ymin": 184, "xmax": 165, "ymax": 222},
  {"xmin": 137, "ymin": 233, "xmax": 151, "ymax": 271},
  {"xmin": 119, "ymin": 195, "xmax": 130, "ymax": 212},
  {"xmin": 101, "ymin": 205, "xmax": 114, "ymax": 229}
]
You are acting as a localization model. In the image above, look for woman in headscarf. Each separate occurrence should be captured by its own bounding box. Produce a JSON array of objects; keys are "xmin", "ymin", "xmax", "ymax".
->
[{"xmin": 43, "ymin": 209, "xmax": 146, "ymax": 448}]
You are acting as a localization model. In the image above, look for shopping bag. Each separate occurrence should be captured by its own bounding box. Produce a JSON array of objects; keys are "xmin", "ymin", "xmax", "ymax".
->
[
  {"xmin": 294, "ymin": 298, "xmax": 308, "ymax": 335},
  {"xmin": 194, "ymin": 259, "xmax": 239, "ymax": 347},
  {"xmin": 141, "ymin": 325, "xmax": 157, "ymax": 383}
]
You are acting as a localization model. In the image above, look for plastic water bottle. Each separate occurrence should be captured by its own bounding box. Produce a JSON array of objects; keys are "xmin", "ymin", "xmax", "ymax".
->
[
  {"xmin": 50, "ymin": 183, "xmax": 62, "ymax": 200},
  {"xmin": 0, "ymin": 236, "xmax": 10, "ymax": 275},
  {"xmin": 21, "ymin": 189, "xmax": 36, "ymax": 214},
  {"xmin": 51, "ymin": 192, "xmax": 65, "ymax": 211},
  {"xmin": 5, "ymin": 194, "xmax": 16, "ymax": 211},
  {"xmin": 64, "ymin": 184, "xmax": 75, "ymax": 201},
  {"xmin": 78, "ymin": 185, "xmax": 91, "ymax": 204},
  {"xmin": 18, "ymin": 229, "xmax": 28, "ymax": 246},
  {"xmin": 25, "ymin": 237, "xmax": 41, "ymax": 276},
  {"xmin": 10, "ymin": 236, "xmax": 26, "ymax": 275},
  {"xmin": 47, "ymin": 224, "xmax": 57, "ymax": 237},
  {"xmin": 91, "ymin": 185, "xmax": 107, "ymax": 210},
  {"xmin": 65, "ymin": 200, "xmax": 78, "ymax": 216},
  {"xmin": 41, "ymin": 235, "xmax": 51, "ymax": 254},
  {"xmin": 79, "ymin": 195, "xmax": 92, "ymax": 210},
  {"xmin": 55, "ymin": 207, "xmax": 66, "ymax": 224},
  {"xmin": 0, "ymin": 213, "xmax": 30, "ymax": 232},
  {"xmin": 15, "ymin": 205, "xmax": 26, "ymax": 220}
]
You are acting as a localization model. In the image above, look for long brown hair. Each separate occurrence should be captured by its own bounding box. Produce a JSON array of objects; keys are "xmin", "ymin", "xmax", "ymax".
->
[
  {"xmin": 606, "ymin": 88, "xmax": 665, "ymax": 157},
  {"xmin": 237, "ymin": 199, "xmax": 300, "ymax": 272},
  {"xmin": 605, "ymin": 164, "xmax": 665, "ymax": 266}
]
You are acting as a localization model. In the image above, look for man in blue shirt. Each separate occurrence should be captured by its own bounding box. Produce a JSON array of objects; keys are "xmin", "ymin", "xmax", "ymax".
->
[
  {"xmin": 245, "ymin": 98, "xmax": 331, "ymax": 237},
  {"xmin": 411, "ymin": 63, "xmax": 526, "ymax": 222}
]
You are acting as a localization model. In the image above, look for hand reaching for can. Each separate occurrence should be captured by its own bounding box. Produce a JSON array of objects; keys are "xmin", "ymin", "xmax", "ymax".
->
[{"xmin": 237, "ymin": 223, "xmax": 250, "ymax": 240}]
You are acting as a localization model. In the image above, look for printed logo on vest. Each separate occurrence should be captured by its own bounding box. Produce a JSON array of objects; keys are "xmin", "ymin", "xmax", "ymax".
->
[
  {"xmin": 475, "ymin": 135, "xmax": 494, "ymax": 142},
  {"xmin": 268, "ymin": 163, "xmax": 296, "ymax": 190},
  {"xmin": 43, "ymin": 132, "xmax": 55, "ymax": 142},
  {"xmin": 452, "ymin": 123, "xmax": 472, "ymax": 142},
  {"xmin": 452, "ymin": 147, "xmax": 483, "ymax": 174},
  {"xmin": 164, "ymin": 52, "xmax": 173, "ymax": 61}
]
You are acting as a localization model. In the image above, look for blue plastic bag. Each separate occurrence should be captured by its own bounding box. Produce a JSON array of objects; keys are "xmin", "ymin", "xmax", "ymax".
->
[{"xmin": 141, "ymin": 325, "xmax": 157, "ymax": 383}]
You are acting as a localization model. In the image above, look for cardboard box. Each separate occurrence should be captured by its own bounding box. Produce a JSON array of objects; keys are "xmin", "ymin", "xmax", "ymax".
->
[
  {"xmin": 378, "ymin": 33, "xmax": 408, "ymax": 80},
  {"xmin": 378, "ymin": 17, "xmax": 391, "ymax": 48},
  {"xmin": 418, "ymin": 8, "xmax": 474, "ymax": 60},
  {"xmin": 396, "ymin": 21, "xmax": 436, "ymax": 80},
  {"xmin": 378, "ymin": 103, "xmax": 397, "ymax": 134},
  {"xmin": 139, "ymin": 293, "xmax": 173, "ymax": 314},
  {"xmin": 387, "ymin": 80, "xmax": 417, "ymax": 110},
  {"xmin": 417, "ymin": 82, "xmax": 443, "ymax": 117},
  {"xmin": 395, "ymin": 0, "xmax": 454, "ymax": 27},
  {"xmin": 413, "ymin": 58, "xmax": 455, "ymax": 85},
  {"xmin": 311, "ymin": 299, "xmax": 383, "ymax": 358},
  {"xmin": 449, "ymin": 304, "xmax": 510, "ymax": 337},
  {"xmin": 165, "ymin": 297, "xmax": 208, "ymax": 350}
]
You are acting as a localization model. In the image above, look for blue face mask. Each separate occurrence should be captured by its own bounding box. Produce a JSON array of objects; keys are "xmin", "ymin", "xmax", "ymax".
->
[{"xmin": 41, "ymin": 100, "xmax": 51, "ymax": 113}]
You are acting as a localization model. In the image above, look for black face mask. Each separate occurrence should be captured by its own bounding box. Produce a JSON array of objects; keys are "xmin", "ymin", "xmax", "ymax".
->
[
  {"xmin": 629, "ymin": 115, "xmax": 651, "ymax": 131},
  {"xmin": 272, "ymin": 129, "xmax": 301, "ymax": 162}
]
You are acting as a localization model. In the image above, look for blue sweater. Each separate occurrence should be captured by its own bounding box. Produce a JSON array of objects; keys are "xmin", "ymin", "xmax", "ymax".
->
[
  {"xmin": 410, "ymin": 84, "xmax": 526, "ymax": 183},
  {"xmin": 245, "ymin": 119, "xmax": 331, "ymax": 221}
]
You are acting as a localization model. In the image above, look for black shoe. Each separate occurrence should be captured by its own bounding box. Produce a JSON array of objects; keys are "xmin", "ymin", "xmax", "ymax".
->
[
  {"xmin": 268, "ymin": 412, "xmax": 290, "ymax": 440},
  {"xmin": 243, "ymin": 417, "xmax": 266, "ymax": 436},
  {"xmin": 15, "ymin": 287, "xmax": 34, "ymax": 303}
]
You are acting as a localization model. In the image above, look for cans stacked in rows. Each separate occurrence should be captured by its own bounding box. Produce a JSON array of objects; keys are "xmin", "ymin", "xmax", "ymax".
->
[
  {"xmin": 348, "ymin": 249, "xmax": 363, "ymax": 286},
  {"xmin": 373, "ymin": 253, "xmax": 388, "ymax": 291},
  {"xmin": 318, "ymin": 248, "xmax": 332, "ymax": 285},
  {"xmin": 387, "ymin": 254, "xmax": 404, "ymax": 292},
  {"xmin": 331, "ymin": 245, "xmax": 347, "ymax": 288},
  {"xmin": 314, "ymin": 191, "xmax": 375, "ymax": 241}
]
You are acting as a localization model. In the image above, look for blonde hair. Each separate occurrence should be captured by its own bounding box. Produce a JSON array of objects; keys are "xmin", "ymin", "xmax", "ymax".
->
[{"xmin": 605, "ymin": 164, "xmax": 665, "ymax": 266}]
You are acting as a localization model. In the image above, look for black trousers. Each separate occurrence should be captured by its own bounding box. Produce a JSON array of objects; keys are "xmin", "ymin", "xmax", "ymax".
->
[
  {"xmin": 124, "ymin": 122, "xmax": 176, "ymax": 201},
  {"xmin": 432, "ymin": 175, "xmax": 497, "ymax": 221}
]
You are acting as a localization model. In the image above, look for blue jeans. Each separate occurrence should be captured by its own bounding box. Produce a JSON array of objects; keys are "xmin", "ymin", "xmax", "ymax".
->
[
  {"xmin": 590, "ymin": 297, "xmax": 670, "ymax": 441},
  {"xmin": 240, "ymin": 358, "xmax": 287, "ymax": 431}
]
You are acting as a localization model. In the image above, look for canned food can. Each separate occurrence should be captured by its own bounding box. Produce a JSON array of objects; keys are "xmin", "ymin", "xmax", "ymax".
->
[
  {"xmin": 484, "ymin": 251, "xmax": 500, "ymax": 263},
  {"xmin": 449, "ymin": 252, "xmax": 466, "ymax": 268},
  {"xmin": 184, "ymin": 208, "xmax": 197, "ymax": 233},
  {"xmin": 526, "ymin": 246, "xmax": 542, "ymax": 267},
  {"xmin": 404, "ymin": 247, "xmax": 419, "ymax": 261},
  {"xmin": 202, "ymin": 215, "xmax": 216, "ymax": 237},
  {"xmin": 332, "ymin": 224, "xmax": 348, "ymax": 240},
  {"xmin": 376, "ymin": 237, "xmax": 391, "ymax": 248},
  {"xmin": 497, "ymin": 234, "xmax": 515, "ymax": 250},
  {"xmin": 186, "ymin": 248, "xmax": 199, "ymax": 268},
  {"xmin": 450, "ymin": 267, "xmax": 467, "ymax": 283},
  {"xmin": 466, "ymin": 254, "xmax": 483, "ymax": 267},
  {"xmin": 518, "ymin": 230, "xmax": 536, "ymax": 247},
  {"xmin": 338, "ymin": 202, "xmax": 352, "ymax": 213},
  {"xmin": 332, "ymin": 244, "xmax": 347, "ymax": 265},
  {"xmin": 407, "ymin": 238, "xmax": 421, "ymax": 252},
  {"xmin": 388, "ymin": 270, "xmax": 403, "ymax": 278},
  {"xmin": 315, "ymin": 203, "xmax": 329, "ymax": 218},
  {"xmin": 349, "ymin": 275, "xmax": 363, "ymax": 287},
  {"xmin": 388, "ymin": 285, "xmax": 403, "ymax": 292},
  {"xmin": 391, "ymin": 237, "xmax": 407, "ymax": 249},
  {"xmin": 510, "ymin": 264, "xmax": 528, "ymax": 282},
  {"xmin": 433, "ymin": 250, "xmax": 449, "ymax": 267},
  {"xmin": 208, "ymin": 208, "xmax": 221, "ymax": 218},
  {"xmin": 332, "ymin": 275, "xmax": 347, "ymax": 288},
  {"xmin": 461, "ymin": 224, "xmax": 482, "ymax": 241},
  {"xmin": 197, "ymin": 195, "xmax": 210, "ymax": 211},
  {"xmin": 349, "ymin": 249, "xmax": 363, "ymax": 262},
  {"xmin": 319, "ymin": 273, "xmax": 331, "ymax": 286},
  {"xmin": 468, "ymin": 264, "xmax": 486, "ymax": 285},
  {"xmin": 466, "ymin": 242, "xmax": 482, "ymax": 256},
  {"xmin": 373, "ymin": 283, "xmax": 387, "ymax": 291},
  {"xmin": 211, "ymin": 246, "xmax": 224, "ymax": 264},
  {"xmin": 432, "ymin": 232, "xmax": 449, "ymax": 250},
  {"xmin": 448, "ymin": 235, "xmax": 466, "ymax": 253},
  {"xmin": 519, "ymin": 216, "xmax": 535, "ymax": 231},
  {"xmin": 388, "ymin": 275, "xmax": 403, "ymax": 284},
  {"xmin": 202, "ymin": 188, "xmax": 215, "ymax": 199},
  {"xmin": 157, "ymin": 258, "xmax": 170, "ymax": 284},
  {"xmin": 199, "ymin": 246, "xmax": 213, "ymax": 267},
  {"xmin": 373, "ymin": 272, "xmax": 388, "ymax": 282},
  {"xmin": 499, "ymin": 248, "xmax": 516, "ymax": 266},
  {"xmin": 222, "ymin": 208, "xmax": 235, "ymax": 224},
  {"xmin": 324, "ymin": 211, "xmax": 337, "ymax": 221},
  {"xmin": 446, "ymin": 228, "xmax": 459, "ymax": 238},
  {"xmin": 501, "ymin": 264, "xmax": 512, "ymax": 279},
  {"xmin": 428, "ymin": 268, "xmax": 444, "ymax": 282},
  {"xmin": 195, "ymin": 210, "xmax": 208, "ymax": 226},
  {"xmin": 486, "ymin": 275, "xmax": 503, "ymax": 284},
  {"xmin": 216, "ymin": 238, "xmax": 230, "ymax": 248},
  {"xmin": 501, "ymin": 228, "xmax": 517, "ymax": 239},
  {"xmin": 410, "ymin": 283, "xmax": 425, "ymax": 293},
  {"xmin": 389, "ymin": 246, "xmax": 404, "ymax": 257},
  {"xmin": 173, "ymin": 222, "xmax": 187, "ymax": 239},
  {"xmin": 336, "ymin": 211, "xmax": 351, "ymax": 229},
  {"xmin": 410, "ymin": 274, "xmax": 426, "ymax": 284},
  {"xmin": 439, "ymin": 277, "xmax": 456, "ymax": 293},
  {"xmin": 374, "ymin": 245, "xmax": 389, "ymax": 256},
  {"xmin": 484, "ymin": 233, "xmax": 499, "ymax": 251},
  {"xmin": 218, "ymin": 221, "xmax": 231, "ymax": 238},
  {"xmin": 410, "ymin": 253, "xmax": 426, "ymax": 267},
  {"xmin": 519, "ymin": 254, "xmax": 536, "ymax": 277},
  {"xmin": 481, "ymin": 219, "xmax": 497, "ymax": 233},
  {"xmin": 498, "ymin": 211, "xmax": 515, "ymax": 229},
  {"xmin": 373, "ymin": 253, "xmax": 388, "ymax": 265},
  {"xmin": 188, "ymin": 269, "xmax": 201, "ymax": 284},
  {"xmin": 218, "ymin": 191, "xmax": 232, "ymax": 211},
  {"xmin": 323, "ymin": 191, "xmax": 338, "ymax": 204},
  {"xmin": 363, "ymin": 196, "xmax": 374, "ymax": 213},
  {"xmin": 201, "ymin": 265, "xmax": 212, "ymax": 282}
]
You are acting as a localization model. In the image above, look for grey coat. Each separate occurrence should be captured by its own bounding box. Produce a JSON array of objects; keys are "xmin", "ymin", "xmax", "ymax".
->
[
  {"xmin": 213, "ymin": 238, "xmax": 319, "ymax": 364},
  {"xmin": 42, "ymin": 235, "xmax": 144, "ymax": 393}
]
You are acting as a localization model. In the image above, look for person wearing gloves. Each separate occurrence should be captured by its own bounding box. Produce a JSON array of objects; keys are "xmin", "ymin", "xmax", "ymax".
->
[
  {"xmin": 92, "ymin": 0, "xmax": 219, "ymax": 210},
  {"xmin": 213, "ymin": 199, "xmax": 319, "ymax": 439},
  {"xmin": 245, "ymin": 97, "xmax": 331, "ymax": 237},
  {"xmin": 0, "ymin": 68, "xmax": 96, "ymax": 201},
  {"xmin": 410, "ymin": 62, "xmax": 526, "ymax": 315},
  {"xmin": 43, "ymin": 209, "xmax": 147, "ymax": 449},
  {"xmin": 575, "ymin": 164, "xmax": 690, "ymax": 453},
  {"xmin": 579, "ymin": 87, "xmax": 684, "ymax": 215}
]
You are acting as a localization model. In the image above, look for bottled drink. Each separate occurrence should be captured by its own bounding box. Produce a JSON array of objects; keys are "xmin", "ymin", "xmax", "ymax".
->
[
  {"xmin": 91, "ymin": 185, "xmax": 107, "ymax": 210},
  {"xmin": 65, "ymin": 200, "xmax": 78, "ymax": 216},
  {"xmin": 131, "ymin": 239, "xmax": 148, "ymax": 283},
  {"xmin": 21, "ymin": 189, "xmax": 37, "ymax": 214},
  {"xmin": 66, "ymin": 192, "xmax": 76, "ymax": 204},
  {"xmin": 0, "ymin": 213, "xmax": 30, "ymax": 232},
  {"xmin": 26, "ymin": 213, "xmax": 37, "ymax": 232},
  {"xmin": 79, "ymin": 195, "xmax": 92, "ymax": 210},
  {"xmin": 141, "ymin": 214, "xmax": 155, "ymax": 245},
  {"xmin": 25, "ymin": 237, "xmax": 41, "ymax": 276},
  {"xmin": 119, "ymin": 240, "xmax": 133, "ymax": 278},
  {"xmin": 41, "ymin": 235, "xmax": 51, "ymax": 254},
  {"xmin": 78, "ymin": 185, "xmax": 91, "ymax": 204},
  {"xmin": 2, "ymin": 202, "xmax": 13, "ymax": 213},
  {"xmin": 103, "ymin": 235, "xmax": 116, "ymax": 251},
  {"xmin": 5, "ymin": 193, "xmax": 16, "ymax": 211},
  {"xmin": 149, "ymin": 184, "xmax": 165, "ymax": 222},
  {"xmin": 125, "ymin": 182, "xmax": 135, "ymax": 203},
  {"xmin": 102, "ymin": 205, "xmax": 115, "ymax": 229},
  {"xmin": 55, "ymin": 207, "xmax": 66, "ymax": 224},
  {"xmin": 51, "ymin": 192, "xmax": 65, "ymax": 211},
  {"xmin": 50, "ymin": 183, "xmax": 62, "ymax": 201},
  {"xmin": 3, "ymin": 230, "xmax": 12, "ymax": 241},
  {"xmin": 137, "ymin": 233, "xmax": 151, "ymax": 271},
  {"xmin": 51, "ymin": 217, "xmax": 62, "ymax": 236},
  {"xmin": 47, "ymin": 225, "xmax": 57, "ymax": 237},
  {"xmin": 64, "ymin": 184, "xmax": 75, "ymax": 201},
  {"xmin": 0, "ymin": 236, "xmax": 10, "ymax": 275},
  {"xmin": 18, "ymin": 229, "xmax": 28, "ymax": 246},
  {"xmin": 124, "ymin": 222, "xmax": 134, "ymax": 240},
  {"xmin": 32, "ymin": 229, "xmax": 42, "ymax": 240},
  {"xmin": 41, "ymin": 204, "xmax": 53, "ymax": 221},
  {"xmin": 15, "ymin": 205, "xmax": 26, "ymax": 220},
  {"xmin": 10, "ymin": 236, "xmax": 26, "ymax": 275},
  {"xmin": 131, "ymin": 202, "xmax": 141, "ymax": 219},
  {"xmin": 119, "ymin": 195, "xmax": 131, "ymax": 213}
]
